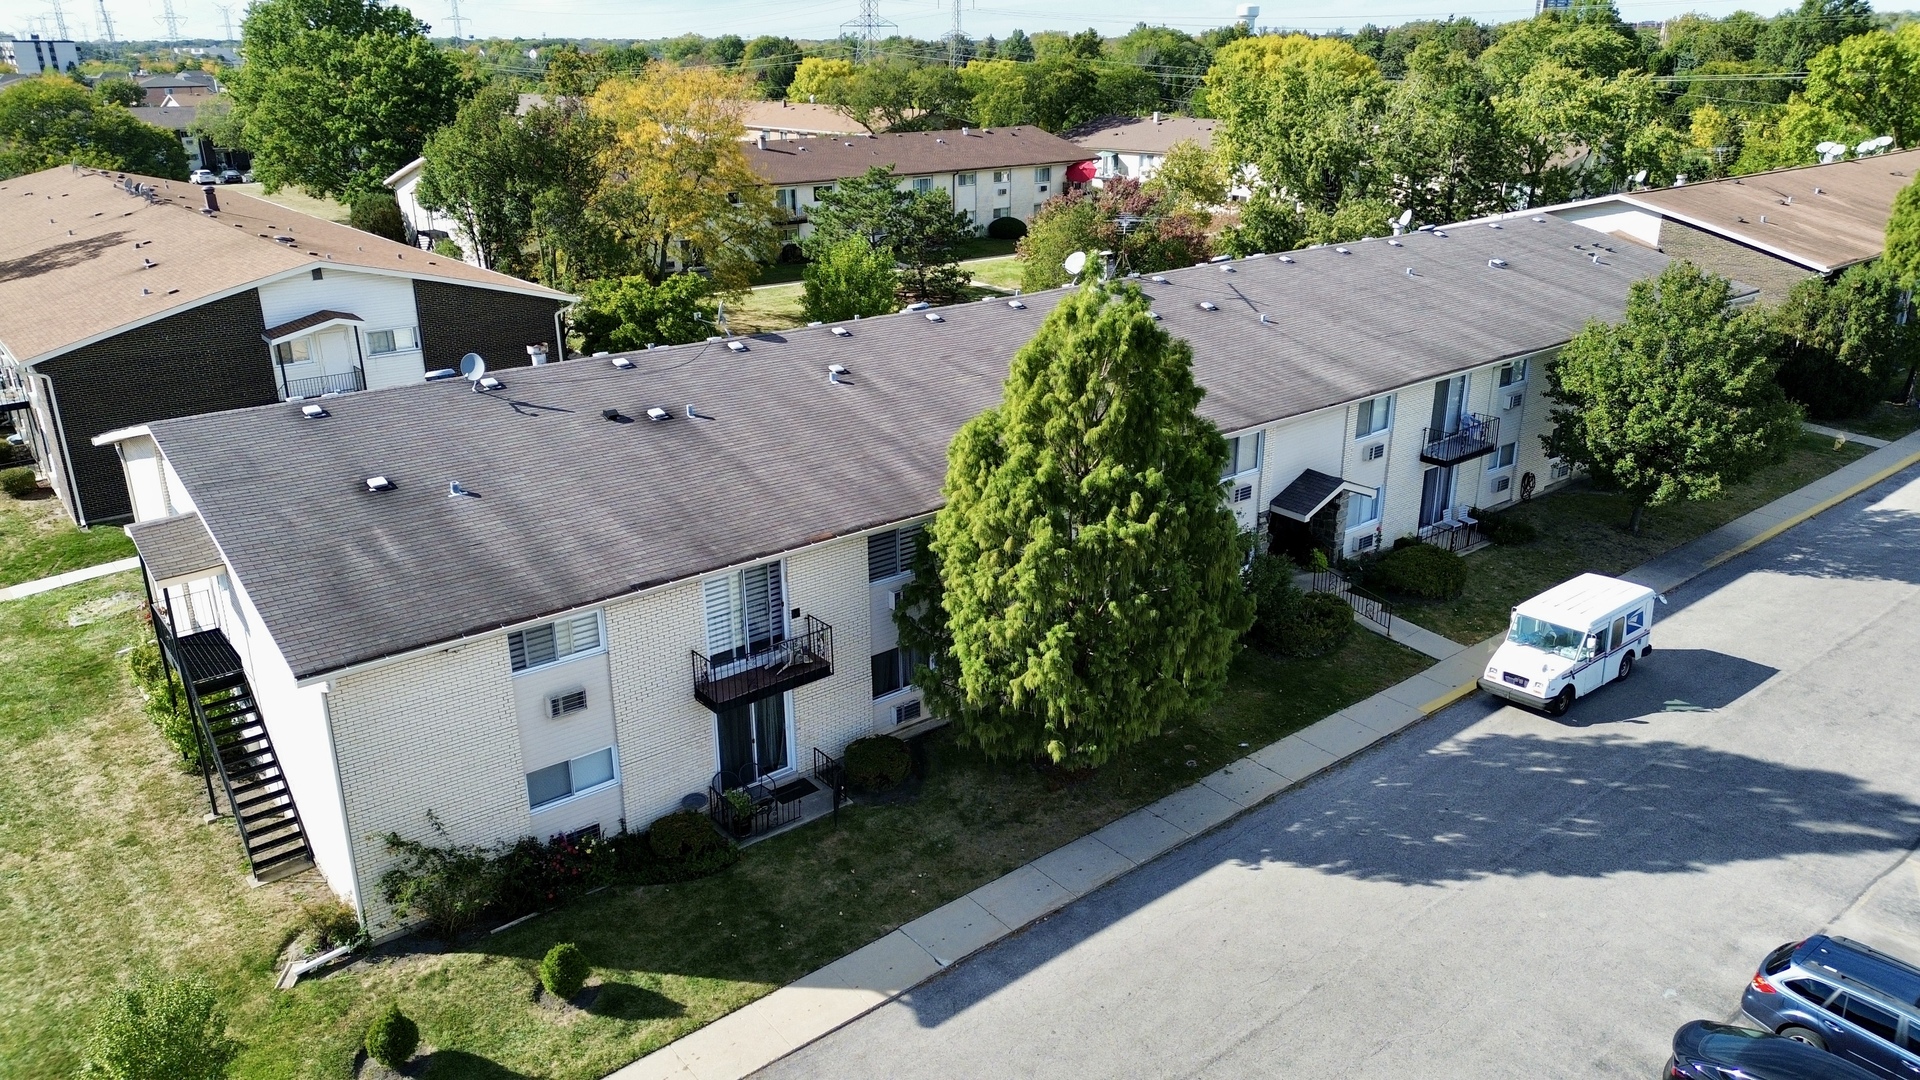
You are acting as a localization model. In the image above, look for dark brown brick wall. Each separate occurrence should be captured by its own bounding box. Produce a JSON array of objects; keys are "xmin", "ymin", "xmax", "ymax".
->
[
  {"xmin": 412, "ymin": 280, "xmax": 567, "ymax": 374},
  {"xmin": 39, "ymin": 289, "xmax": 275, "ymax": 525},
  {"xmin": 1658, "ymin": 219, "xmax": 1820, "ymax": 304}
]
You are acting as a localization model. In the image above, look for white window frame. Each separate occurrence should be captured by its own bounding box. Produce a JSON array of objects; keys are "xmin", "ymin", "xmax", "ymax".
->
[
  {"xmin": 1220, "ymin": 431, "xmax": 1264, "ymax": 480},
  {"xmin": 991, "ymin": 206, "xmax": 1012, "ymax": 219},
  {"xmin": 956, "ymin": 172, "xmax": 976, "ymax": 187},
  {"xmin": 868, "ymin": 524, "xmax": 926, "ymax": 583},
  {"xmin": 527, "ymin": 746, "xmax": 619, "ymax": 812},
  {"xmin": 365, "ymin": 326, "xmax": 419, "ymax": 356},
  {"xmin": 776, "ymin": 187, "xmax": 798, "ymax": 211},
  {"xmin": 1345, "ymin": 486, "xmax": 1382, "ymax": 530},
  {"xmin": 508, "ymin": 611, "xmax": 605, "ymax": 675},
  {"xmin": 1034, "ymin": 166, "xmax": 1052, "ymax": 183},
  {"xmin": 1498, "ymin": 359, "xmax": 1529, "ymax": 388},
  {"xmin": 274, "ymin": 337, "xmax": 313, "ymax": 366},
  {"xmin": 812, "ymin": 185, "xmax": 834, "ymax": 201},
  {"xmin": 1354, "ymin": 395, "xmax": 1393, "ymax": 439},
  {"xmin": 911, "ymin": 176, "xmax": 933, "ymax": 194},
  {"xmin": 993, "ymin": 170, "xmax": 1010, "ymax": 184},
  {"xmin": 1491, "ymin": 442, "xmax": 1518, "ymax": 471}
]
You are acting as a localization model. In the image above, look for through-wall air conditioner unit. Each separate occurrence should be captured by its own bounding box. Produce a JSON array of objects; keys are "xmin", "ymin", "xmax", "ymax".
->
[
  {"xmin": 1037, "ymin": 184, "xmax": 1049, "ymax": 193},
  {"xmin": 1354, "ymin": 534, "xmax": 1377, "ymax": 552},
  {"xmin": 1492, "ymin": 476, "xmax": 1512, "ymax": 493},
  {"xmin": 1504, "ymin": 392, "xmax": 1525, "ymax": 410},
  {"xmin": 1364, "ymin": 442, "xmax": 1385, "ymax": 461},
  {"xmin": 893, "ymin": 699, "xmax": 922, "ymax": 725},
  {"xmin": 548, "ymin": 689, "xmax": 587, "ymax": 718},
  {"xmin": 1551, "ymin": 462, "xmax": 1573, "ymax": 480},
  {"xmin": 1232, "ymin": 484, "xmax": 1254, "ymax": 503},
  {"xmin": 996, "ymin": 187, "xmax": 1009, "ymax": 196}
]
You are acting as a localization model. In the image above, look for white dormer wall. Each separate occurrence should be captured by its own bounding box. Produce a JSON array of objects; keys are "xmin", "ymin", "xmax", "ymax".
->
[
  {"xmin": 389, "ymin": 166, "xmax": 483, "ymax": 268},
  {"xmin": 256, "ymin": 268, "xmax": 427, "ymax": 391}
]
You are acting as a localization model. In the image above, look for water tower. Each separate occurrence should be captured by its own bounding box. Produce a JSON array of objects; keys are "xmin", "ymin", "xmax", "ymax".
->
[{"xmin": 1236, "ymin": 4, "xmax": 1259, "ymax": 28}]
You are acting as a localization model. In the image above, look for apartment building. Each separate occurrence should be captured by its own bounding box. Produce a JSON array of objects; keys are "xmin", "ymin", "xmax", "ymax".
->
[
  {"xmin": 0, "ymin": 165, "xmax": 574, "ymax": 525},
  {"xmin": 1067, "ymin": 113, "xmax": 1219, "ymax": 187},
  {"xmin": 104, "ymin": 214, "xmax": 1673, "ymax": 926},
  {"xmin": 745, "ymin": 125, "xmax": 1092, "ymax": 241}
]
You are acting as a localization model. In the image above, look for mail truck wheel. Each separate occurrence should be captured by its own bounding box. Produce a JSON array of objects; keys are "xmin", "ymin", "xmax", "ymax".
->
[
  {"xmin": 1543, "ymin": 687, "xmax": 1574, "ymax": 717},
  {"xmin": 1615, "ymin": 652, "xmax": 1634, "ymax": 682}
]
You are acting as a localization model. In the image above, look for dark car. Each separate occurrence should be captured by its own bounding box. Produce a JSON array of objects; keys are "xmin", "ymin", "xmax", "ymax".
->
[
  {"xmin": 1668, "ymin": 1021, "xmax": 1881, "ymax": 1079},
  {"xmin": 1742, "ymin": 935, "xmax": 1920, "ymax": 1077},
  {"xmin": 219, "ymin": 168, "xmax": 244, "ymax": 184}
]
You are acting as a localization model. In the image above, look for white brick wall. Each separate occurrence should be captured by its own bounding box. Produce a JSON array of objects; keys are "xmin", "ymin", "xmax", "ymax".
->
[
  {"xmin": 604, "ymin": 578, "xmax": 716, "ymax": 829},
  {"xmin": 786, "ymin": 536, "xmax": 876, "ymax": 757}
]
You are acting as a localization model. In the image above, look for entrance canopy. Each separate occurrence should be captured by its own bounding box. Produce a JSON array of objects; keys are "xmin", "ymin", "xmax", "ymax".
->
[
  {"xmin": 127, "ymin": 510, "xmax": 224, "ymax": 586},
  {"xmin": 261, "ymin": 309, "xmax": 362, "ymax": 346},
  {"xmin": 1269, "ymin": 468, "xmax": 1373, "ymax": 523}
]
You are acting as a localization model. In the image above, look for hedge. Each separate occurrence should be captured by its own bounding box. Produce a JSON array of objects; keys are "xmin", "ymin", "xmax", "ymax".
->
[{"xmin": 844, "ymin": 735, "xmax": 911, "ymax": 792}]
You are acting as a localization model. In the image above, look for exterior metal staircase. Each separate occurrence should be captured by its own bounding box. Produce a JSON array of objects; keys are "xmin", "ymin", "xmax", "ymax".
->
[{"xmin": 159, "ymin": 625, "xmax": 314, "ymax": 884}]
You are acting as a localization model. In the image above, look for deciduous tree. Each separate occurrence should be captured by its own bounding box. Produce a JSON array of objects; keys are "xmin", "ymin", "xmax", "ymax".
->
[
  {"xmin": 1016, "ymin": 177, "xmax": 1210, "ymax": 292},
  {"xmin": 1803, "ymin": 25, "xmax": 1920, "ymax": 149},
  {"xmin": 801, "ymin": 234, "xmax": 898, "ymax": 322},
  {"xmin": 804, "ymin": 166, "xmax": 973, "ymax": 303},
  {"xmin": 0, "ymin": 77, "xmax": 186, "ymax": 180},
  {"xmin": 1206, "ymin": 34, "xmax": 1387, "ymax": 212},
  {"xmin": 1543, "ymin": 262, "xmax": 1801, "ymax": 533},
  {"xmin": 1771, "ymin": 261, "xmax": 1917, "ymax": 418},
  {"xmin": 569, "ymin": 273, "xmax": 716, "ymax": 354},
  {"xmin": 908, "ymin": 282, "xmax": 1251, "ymax": 769}
]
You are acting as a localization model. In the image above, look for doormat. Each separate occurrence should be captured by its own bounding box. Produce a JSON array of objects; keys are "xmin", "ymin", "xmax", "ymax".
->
[{"xmin": 770, "ymin": 777, "xmax": 818, "ymax": 804}]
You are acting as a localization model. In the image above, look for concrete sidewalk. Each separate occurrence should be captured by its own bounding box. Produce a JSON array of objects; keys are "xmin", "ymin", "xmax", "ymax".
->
[
  {"xmin": 611, "ymin": 429, "xmax": 1920, "ymax": 1080},
  {"xmin": 0, "ymin": 556, "xmax": 141, "ymax": 602}
]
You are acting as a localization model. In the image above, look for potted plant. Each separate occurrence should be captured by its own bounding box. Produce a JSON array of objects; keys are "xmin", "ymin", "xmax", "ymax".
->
[{"xmin": 723, "ymin": 788, "xmax": 754, "ymax": 837}]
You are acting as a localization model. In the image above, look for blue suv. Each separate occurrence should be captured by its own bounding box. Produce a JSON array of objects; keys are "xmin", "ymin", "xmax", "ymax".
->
[{"xmin": 1742, "ymin": 935, "xmax": 1920, "ymax": 1078}]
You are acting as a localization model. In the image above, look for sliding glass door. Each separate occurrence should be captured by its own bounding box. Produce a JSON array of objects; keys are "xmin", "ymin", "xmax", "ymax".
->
[{"xmin": 715, "ymin": 693, "xmax": 791, "ymax": 788}]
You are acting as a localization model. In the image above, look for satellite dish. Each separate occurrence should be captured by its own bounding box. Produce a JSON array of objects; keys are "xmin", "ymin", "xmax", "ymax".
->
[
  {"xmin": 459, "ymin": 352, "xmax": 487, "ymax": 381},
  {"xmin": 1063, "ymin": 250, "xmax": 1088, "ymax": 277},
  {"xmin": 1816, "ymin": 141, "xmax": 1845, "ymax": 154},
  {"xmin": 1856, "ymin": 138, "xmax": 1879, "ymax": 155},
  {"xmin": 1873, "ymin": 135, "xmax": 1894, "ymax": 150},
  {"xmin": 1396, "ymin": 209, "xmax": 1413, "ymax": 227},
  {"xmin": 1631, "ymin": 169, "xmax": 1648, "ymax": 185}
]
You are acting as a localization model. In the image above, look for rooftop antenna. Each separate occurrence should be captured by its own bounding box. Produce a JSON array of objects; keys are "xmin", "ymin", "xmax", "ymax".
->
[
  {"xmin": 1391, "ymin": 208, "xmax": 1412, "ymax": 236},
  {"xmin": 459, "ymin": 351, "xmax": 487, "ymax": 391},
  {"xmin": 841, "ymin": 0, "xmax": 897, "ymax": 64},
  {"xmin": 1063, "ymin": 250, "xmax": 1088, "ymax": 285}
]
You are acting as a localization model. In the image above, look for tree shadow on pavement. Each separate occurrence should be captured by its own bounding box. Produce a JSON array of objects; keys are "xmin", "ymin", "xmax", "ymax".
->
[{"xmin": 1547, "ymin": 648, "xmax": 1778, "ymax": 728}]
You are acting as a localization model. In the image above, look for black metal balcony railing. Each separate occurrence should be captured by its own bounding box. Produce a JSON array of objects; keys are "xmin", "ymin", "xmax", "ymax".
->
[
  {"xmin": 692, "ymin": 614, "xmax": 834, "ymax": 712},
  {"xmin": 282, "ymin": 367, "xmax": 365, "ymax": 400},
  {"xmin": 1420, "ymin": 413, "xmax": 1500, "ymax": 466}
]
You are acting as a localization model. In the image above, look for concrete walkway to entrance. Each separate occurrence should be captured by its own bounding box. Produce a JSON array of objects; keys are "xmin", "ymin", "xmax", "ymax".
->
[
  {"xmin": 0, "ymin": 556, "xmax": 141, "ymax": 602},
  {"xmin": 610, "ymin": 428, "xmax": 1920, "ymax": 1080}
]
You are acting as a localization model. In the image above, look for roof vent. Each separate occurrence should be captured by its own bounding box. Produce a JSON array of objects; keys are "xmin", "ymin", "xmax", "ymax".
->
[
  {"xmin": 1487, "ymin": 222, "xmax": 1502, "ymax": 229},
  {"xmin": 907, "ymin": 301, "xmax": 931, "ymax": 311},
  {"xmin": 1258, "ymin": 313, "xmax": 1271, "ymax": 323},
  {"xmin": 273, "ymin": 235, "xmax": 294, "ymax": 243},
  {"xmin": 924, "ymin": 312, "xmax": 943, "ymax": 322},
  {"xmin": 1220, "ymin": 265, "xmax": 1235, "ymax": 273},
  {"xmin": 365, "ymin": 476, "xmax": 396, "ymax": 492},
  {"xmin": 1335, "ymin": 246, "xmax": 1351, "ymax": 255},
  {"xmin": 1198, "ymin": 301, "xmax": 1218, "ymax": 311},
  {"xmin": 1148, "ymin": 311, "xmax": 1161, "ymax": 320},
  {"xmin": 705, "ymin": 335, "xmax": 723, "ymax": 343},
  {"xmin": 602, "ymin": 408, "xmax": 631, "ymax": 423},
  {"xmin": 1007, "ymin": 299, "xmax": 1026, "ymax": 309},
  {"xmin": 1531, "ymin": 216, "xmax": 1547, "ymax": 223},
  {"xmin": 1433, "ymin": 230, "xmax": 1448, "ymax": 238},
  {"xmin": 727, "ymin": 340, "xmax": 748, "ymax": 352},
  {"xmin": 1387, "ymin": 238, "xmax": 1402, "ymax": 247},
  {"xmin": 1406, "ymin": 267, "xmax": 1418, "ymax": 276},
  {"xmin": 647, "ymin": 407, "xmax": 671, "ymax": 422},
  {"xmin": 610, "ymin": 356, "xmax": 634, "ymax": 369},
  {"xmin": 478, "ymin": 376, "xmax": 503, "ymax": 390},
  {"xmin": 1150, "ymin": 274, "xmax": 1168, "ymax": 283},
  {"xmin": 1278, "ymin": 255, "xmax": 1295, "ymax": 264},
  {"xmin": 592, "ymin": 350, "xmax": 610, "ymax": 357},
  {"xmin": 448, "ymin": 481, "xmax": 479, "ymax": 499},
  {"xmin": 830, "ymin": 326, "xmax": 852, "ymax": 337},
  {"xmin": 301, "ymin": 403, "xmax": 328, "ymax": 419},
  {"xmin": 424, "ymin": 368, "xmax": 458, "ymax": 381},
  {"xmin": 828, "ymin": 363, "xmax": 849, "ymax": 384},
  {"xmin": 1488, "ymin": 259, "xmax": 1508, "ymax": 269}
]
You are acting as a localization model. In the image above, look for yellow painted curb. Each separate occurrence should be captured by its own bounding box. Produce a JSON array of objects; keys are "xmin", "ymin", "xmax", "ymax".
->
[
  {"xmin": 1420, "ymin": 680, "xmax": 1481, "ymax": 716},
  {"xmin": 1703, "ymin": 446, "xmax": 1920, "ymax": 570}
]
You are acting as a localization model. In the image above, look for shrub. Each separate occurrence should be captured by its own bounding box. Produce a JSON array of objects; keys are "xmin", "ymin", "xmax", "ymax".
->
[
  {"xmin": 363, "ymin": 1003, "xmax": 419, "ymax": 1070},
  {"xmin": 377, "ymin": 816, "xmax": 499, "ymax": 940},
  {"xmin": 81, "ymin": 972, "xmax": 240, "ymax": 1080},
  {"xmin": 539, "ymin": 942, "xmax": 591, "ymax": 1000},
  {"xmin": 1367, "ymin": 542, "xmax": 1467, "ymax": 600},
  {"xmin": 493, "ymin": 831, "xmax": 613, "ymax": 916},
  {"xmin": 1271, "ymin": 591, "xmax": 1355, "ymax": 657},
  {"xmin": 1, "ymin": 466, "xmax": 37, "ymax": 498},
  {"xmin": 843, "ymin": 735, "xmax": 911, "ymax": 792},
  {"xmin": 292, "ymin": 900, "xmax": 362, "ymax": 955},
  {"xmin": 348, "ymin": 192, "xmax": 409, "ymax": 243},
  {"xmin": 431, "ymin": 237, "xmax": 465, "ymax": 260},
  {"xmin": 646, "ymin": 810, "xmax": 721, "ymax": 861},
  {"xmin": 985, "ymin": 214, "xmax": 1027, "ymax": 240},
  {"xmin": 1472, "ymin": 509, "xmax": 1538, "ymax": 546},
  {"xmin": 1242, "ymin": 551, "xmax": 1299, "ymax": 648},
  {"xmin": 802, "ymin": 235, "xmax": 898, "ymax": 323},
  {"xmin": 126, "ymin": 639, "xmax": 199, "ymax": 764}
]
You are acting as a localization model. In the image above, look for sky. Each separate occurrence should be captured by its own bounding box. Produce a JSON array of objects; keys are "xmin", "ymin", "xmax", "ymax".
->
[{"xmin": 17, "ymin": 0, "xmax": 1820, "ymax": 49}]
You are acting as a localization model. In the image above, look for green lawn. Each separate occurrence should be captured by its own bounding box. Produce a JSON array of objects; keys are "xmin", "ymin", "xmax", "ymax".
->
[
  {"xmin": 0, "ymin": 493, "xmax": 136, "ymax": 588},
  {"xmin": 0, "ymin": 589, "xmax": 1425, "ymax": 1077},
  {"xmin": 731, "ymin": 260, "xmax": 1025, "ymax": 335},
  {"xmin": 1827, "ymin": 402, "xmax": 1920, "ymax": 443},
  {"xmin": 966, "ymin": 255, "xmax": 1023, "ymax": 293},
  {"xmin": 1390, "ymin": 432, "xmax": 1874, "ymax": 644}
]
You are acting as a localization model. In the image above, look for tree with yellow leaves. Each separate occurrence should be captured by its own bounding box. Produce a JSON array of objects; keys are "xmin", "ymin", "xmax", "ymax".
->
[{"xmin": 590, "ymin": 66, "xmax": 778, "ymax": 294}]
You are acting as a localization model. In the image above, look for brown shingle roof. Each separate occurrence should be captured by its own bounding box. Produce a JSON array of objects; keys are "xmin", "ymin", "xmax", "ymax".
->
[
  {"xmin": 262, "ymin": 309, "xmax": 361, "ymax": 340},
  {"xmin": 0, "ymin": 166, "xmax": 572, "ymax": 365},
  {"xmin": 126, "ymin": 511, "xmax": 223, "ymax": 582},
  {"xmin": 1623, "ymin": 149, "xmax": 1920, "ymax": 273},
  {"xmin": 1065, "ymin": 115, "xmax": 1218, "ymax": 155},
  {"xmin": 739, "ymin": 100, "xmax": 873, "ymax": 137},
  {"xmin": 744, "ymin": 126, "xmax": 1089, "ymax": 186}
]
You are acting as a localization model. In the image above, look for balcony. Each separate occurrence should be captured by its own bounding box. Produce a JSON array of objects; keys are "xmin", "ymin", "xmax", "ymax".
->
[
  {"xmin": 282, "ymin": 367, "xmax": 365, "ymax": 400},
  {"xmin": 692, "ymin": 614, "xmax": 834, "ymax": 712},
  {"xmin": 1419, "ymin": 413, "xmax": 1499, "ymax": 466}
]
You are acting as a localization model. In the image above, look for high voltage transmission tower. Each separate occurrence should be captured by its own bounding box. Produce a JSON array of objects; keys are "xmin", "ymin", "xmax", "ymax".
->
[
  {"xmin": 48, "ymin": 0, "xmax": 70, "ymax": 39},
  {"xmin": 840, "ymin": 0, "xmax": 895, "ymax": 64},
  {"xmin": 445, "ymin": 0, "xmax": 468, "ymax": 40},
  {"xmin": 213, "ymin": 1, "xmax": 235, "ymax": 43},
  {"xmin": 156, "ymin": 0, "xmax": 183, "ymax": 42},
  {"xmin": 96, "ymin": 0, "xmax": 116, "ymax": 44},
  {"xmin": 947, "ymin": 0, "xmax": 964, "ymax": 67}
]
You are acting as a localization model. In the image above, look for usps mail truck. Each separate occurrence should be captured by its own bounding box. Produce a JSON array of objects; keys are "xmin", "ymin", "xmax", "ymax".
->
[{"xmin": 1478, "ymin": 573, "xmax": 1658, "ymax": 717}]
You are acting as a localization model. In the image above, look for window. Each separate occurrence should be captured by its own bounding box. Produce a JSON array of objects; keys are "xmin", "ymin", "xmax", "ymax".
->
[
  {"xmin": 366, "ymin": 327, "xmax": 417, "ymax": 355},
  {"xmin": 1498, "ymin": 359, "xmax": 1529, "ymax": 387},
  {"xmin": 868, "ymin": 523, "xmax": 925, "ymax": 581},
  {"xmin": 1786, "ymin": 980, "xmax": 1838, "ymax": 1007},
  {"xmin": 547, "ymin": 689, "xmax": 587, "ymax": 718},
  {"xmin": 703, "ymin": 562, "xmax": 784, "ymax": 663},
  {"xmin": 812, "ymin": 185, "xmax": 834, "ymax": 201},
  {"xmin": 1354, "ymin": 395, "xmax": 1393, "ymax": 438},
  {"xmin": 991, "ymin": 206, "xmax": 1012, "ymax": 219},
  {"xmin": 1347, "ymin": 487, "xmax": 1381, "ymax": 527},
  {"xmin": 1221, "ymin": 432, "xmax": 1263, "ymax": 478},
  {"xmin": 956, "ymin": 173, "xmax": 976, "ymax": 187},
  {"xmin": 993, "ymin": 170, "xmax": 1010, "ymax": 183},
  {"xmin": 1838, "ymin": 994, "xmax": 1901, "ymax": 1042},
  {"xmin": 273, "ymin": 338, "xmax": 312, "ymax": 365},
  {"xmin": 1034, "ymin": 166, "xmax": 1052, "ymax": 183},
  {"xmin": 526, "ymin": 747, "xmax": 617, "ymax": 809},
  {"xmin": 776, "ymin": 188, "xmax": 798, "ymax": 212},
  {"xmin": 912, "ymin": 177, "xmax": 933, "ymax": 194},
  {"xmin": 508, "ymin": 612, "xmax": 603, "ymax": 672},
  {"xmin": 1493, "ymin": 442, "xmax": 1518, "ymax": 469},
  {"xmin": 871, "ymin": 646, "xmax": 925, "ymax": 698}
]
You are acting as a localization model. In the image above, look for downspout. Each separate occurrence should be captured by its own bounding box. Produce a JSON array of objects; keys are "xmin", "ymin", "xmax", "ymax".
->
[
  {"xmin": 38, "ymin": 372, "xmax": 86, "ymax": 526},
  {"xmin": 318, "ymin": 684, "xmax": 368, "ymax": 930}
]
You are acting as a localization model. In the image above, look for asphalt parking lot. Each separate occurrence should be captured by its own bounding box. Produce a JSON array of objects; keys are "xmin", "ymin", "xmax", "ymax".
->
[{"xmin": 756, "ymin": 466, "xmax": 1920, "ymax": 1079}]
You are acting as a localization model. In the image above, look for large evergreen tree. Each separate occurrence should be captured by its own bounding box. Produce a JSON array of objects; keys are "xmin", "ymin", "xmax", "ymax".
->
[
  {"xmin": 906, "ymin": 283, "xmax": 1251, "ymax": 770},
  {"xmin": 1544, "ymin": 262, "xmax": 1801, "ymax": 533}
]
